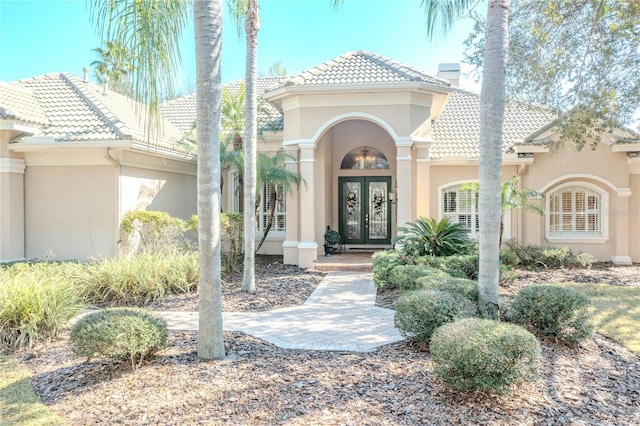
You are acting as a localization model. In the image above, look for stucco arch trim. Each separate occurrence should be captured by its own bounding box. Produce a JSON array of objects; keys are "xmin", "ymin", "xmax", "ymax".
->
[
  {"xmin": 538, "ymin": 174, "xmax": 626, "ymax": 196},
  {"xmin": 283, "ymin": 112, "xmax": 402, "ymax": 149},
  {"xmin": 543, "ymin": 180, "xmax": 610, "ymax": 244}
]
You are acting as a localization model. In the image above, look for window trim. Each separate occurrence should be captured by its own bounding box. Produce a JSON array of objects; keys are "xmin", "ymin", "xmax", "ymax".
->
[
  {"xmin": 545, "ymin": 181, "xmax": 609, "ymax": 244},
  {"xmin": 438, "ymin": 181, "xmax": 480, "ymax": 239},
  {"xmin": 231, "ymin": 172, "xmax": 287, "ymax": 236}
]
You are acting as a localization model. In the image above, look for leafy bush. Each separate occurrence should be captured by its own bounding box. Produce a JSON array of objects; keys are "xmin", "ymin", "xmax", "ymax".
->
[
  {"xmin": 396, "ymin": 217, "xmax": 472, "ymax": 257},
  {"xmin": 190, "ymin": 213, "xmax": 244, "ymax": 272},
  {"xmin": 80, "ymin": 251, "xmax": 199, "ymax": 305},
  {"xmin": 70, "ymin": 308, "xmax": 167, "ymax": 368},
  {"xmin": 394, "ymin": 290, "xmax": 476, "ymax": 343},
  {"xmin": 509, "ymin": 285, "xmax": 595, "ymax": 342},
  {"xmin": 430, "ymin": 318, "xmax": 541, "ymax": 393},
  {"xmin": 415, "ymin": 275, "xmax": 479, "ymax": 303},
  {"xmin": 576, "ymin": 252, "xmax": 595, "ymax": 269},
  {"xmin": 542, "ymin": 247, "xmax": 573, "ymax": 268},
  {"xmin": 425, "ymin": 254, "xmax": 479, "ymax": 280},
  {"xmin": 499, "ymin": 248, "xmax": 521, "ymax": 267},
  {"xmin": 0, "ymin": 263, "xmax": 85, "ymax": 348},
  {"xmin": 372, "ymin": 250, "xmax": 408, "ymax": 289},
  {"xmin": 389, "ymin": 265, "xmax": 445, "ymax": 292},
  {"xmin": 503, "ymin": 241, "xmax": 594, "ymax": 270},
  {"xmin": 120, "ymin": 210, "xmax": 189, "ymax": 256}
]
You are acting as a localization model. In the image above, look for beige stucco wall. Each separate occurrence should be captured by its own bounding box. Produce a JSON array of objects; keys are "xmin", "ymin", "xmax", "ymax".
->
[
  {"xmin": 522, "ymin": 143, "xmax": 633, "ymax": 262},
  {"xmin": 120, "ymin": 166, "xmax": 197, "ymax": 221},
  {"xmin": 282, "ymin": 92, "xmax": 434, "ymax": 142},
  {"xmin": 24, "ymin": 165, "xmax": 117, "ymax": 260},
  {"xmin": 0, "ymin": 162, "xmax": 25, "ymax": 260},
  {"xmin": 1, "ymin": 131, "xmax": 26, "ymax": 260}
]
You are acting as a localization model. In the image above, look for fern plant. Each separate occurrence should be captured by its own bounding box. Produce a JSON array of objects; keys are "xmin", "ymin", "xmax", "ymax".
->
[{"xmin": 396, "ymin": 217, "xmax": 472, "ymax": 257}]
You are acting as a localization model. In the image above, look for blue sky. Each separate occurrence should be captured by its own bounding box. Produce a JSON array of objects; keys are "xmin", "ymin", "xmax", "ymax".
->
[{"xmin": 0, "ymin": 0, "xmax": 483, "ymax": 92}]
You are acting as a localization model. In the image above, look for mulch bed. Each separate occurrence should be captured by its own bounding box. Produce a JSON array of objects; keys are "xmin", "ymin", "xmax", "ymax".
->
[{"xmin": 11, "ymin": 261, "xmax": 640, "ymax": 425}]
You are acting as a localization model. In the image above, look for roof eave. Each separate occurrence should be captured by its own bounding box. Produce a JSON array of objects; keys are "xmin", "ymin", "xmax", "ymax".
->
[
  {"xmin": 263, "ymin": 81, "xmax": 452, "ymax": 103},
  {"xmin": 9, "ymin": 138, "xmax": 133, "ymax": 152},
  {"xmin": 0, "ymin": 120, "xmax": 44, "ymax": 135}
]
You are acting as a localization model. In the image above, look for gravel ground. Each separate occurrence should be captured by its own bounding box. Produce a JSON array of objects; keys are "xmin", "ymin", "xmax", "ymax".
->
[{"xmin": 13, "ymin": 261, "xmax": 640, "ymax": 425}]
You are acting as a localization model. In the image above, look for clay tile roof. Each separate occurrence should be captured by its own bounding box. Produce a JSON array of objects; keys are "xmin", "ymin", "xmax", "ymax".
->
[
  {"xmin": 160, "ymin": 94, "xmax": 196, "ymax": 132},
  {"xmin": 0, "ymin": 81, "xmax": 49, "ymax": 126},
  {"xmin": 162, "ymin": 77, "xmax": 286, "ymax": 133},
  {"xmin": 267, "ymin": 50, "xmax": 451, "ymax": 91},
  {"xmin": 14, "ymin": 73, "xmax": 191, "ymax": 154},
  {"xmin": 431, "ymin": 89, "xmax": 554, "ymax": 159}
]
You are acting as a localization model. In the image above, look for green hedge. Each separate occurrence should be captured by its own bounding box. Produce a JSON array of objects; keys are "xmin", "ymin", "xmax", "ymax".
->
[
  {"xmin": 430, "ymin": 318, "xmax": 541, "ymax": 393},
  {"xmin": 415, "ymin": 275, "xmax": 479, "ymax": 303},
  {"xmin": 509, "ymin": 285, "xmax": 595, "ymax": 342},
  {"xmin": 394, "ymin": 290, "xmax": 476, "ymax": 343},
  {"xmin": 70, "ymin": 308, "xmax": 167, "ymax": 368}
]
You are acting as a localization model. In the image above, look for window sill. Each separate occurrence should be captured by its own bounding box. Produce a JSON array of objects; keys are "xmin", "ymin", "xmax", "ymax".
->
[{"xmin": 545, "ymin": 235, "xmax": 608, "ymax": 244}]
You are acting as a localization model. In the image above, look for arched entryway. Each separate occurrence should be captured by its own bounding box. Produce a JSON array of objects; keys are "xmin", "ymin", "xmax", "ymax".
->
[
  {"xmin": 317, "ymin": 119, "xmax": 396, "ymax": 249},
  {"xmin": 338, "ymin": 146, "xmax": 392, "ymax": 245}
]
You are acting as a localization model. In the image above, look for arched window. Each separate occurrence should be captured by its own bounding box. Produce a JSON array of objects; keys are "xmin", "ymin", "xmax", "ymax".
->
[
  {"xmin": 441, "ymin": 184, "xmax": 478, "ymax": 238},
  {"xmin": 546, "ymin": 183, "xmax": 608, "ymax": 242},
  {"xmin": 340, "ymin": 146, "xmax": 390, "ymax": 170}
]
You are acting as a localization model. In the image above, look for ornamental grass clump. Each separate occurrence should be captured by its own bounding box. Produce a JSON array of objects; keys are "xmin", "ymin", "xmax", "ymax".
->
[
  {"xmin": 509, "ymin": 285, "xmax": 595, "ymax": 342},
  {"xmin": 430, "ymin": 318, "xmax": 541, "ymax": 394},
  {"xmin": 394, "ymin": 290, "xmax": 476, "ymax": 343},
  {"xmin": 70, "ymin": 308, "xmax": 167, "ymax": 368},
  {"xmin": 79, "ymin": 251, "xmax": 199, "ymax": 305},
  {"xmin": 0, "ymin": 262, "xmax": 85, "ymax": 349}
]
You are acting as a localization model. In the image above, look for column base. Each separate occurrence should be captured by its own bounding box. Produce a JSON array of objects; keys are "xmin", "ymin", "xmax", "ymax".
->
[
  {"xmin": 297, "ymin": 241, "xmax": 318, "ymax": 269},
  {"xmin": 282, "ymin": 240, "xmax": 299, "ymax": 265},
  {"xmin": 611, "ymin": 255, "xmax": 632, "ymax": 266}
]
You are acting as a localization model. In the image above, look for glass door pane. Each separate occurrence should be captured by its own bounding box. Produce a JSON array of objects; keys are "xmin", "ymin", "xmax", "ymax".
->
[
  {"xmin": 368, "ymin": 180, "xmax": 388, "ymax": 240},
  {"xmin": 342, "ymin": 180, "xmax": 362, "ymax": 241}
]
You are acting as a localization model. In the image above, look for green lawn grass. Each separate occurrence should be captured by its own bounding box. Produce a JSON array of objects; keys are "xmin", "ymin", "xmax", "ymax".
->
[
  {"xmin": 564, "ymin": 283, "xmax": 640, "ymax": 353},
  {"xmin": 0, "ymin": 355, "xmax": 65, "ymax": 425}
]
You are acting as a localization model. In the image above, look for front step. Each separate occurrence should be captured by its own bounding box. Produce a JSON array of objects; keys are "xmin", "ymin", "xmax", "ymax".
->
[{"xmin": 314, "ymin": 262, "xmax": 373, "ymax": 272}]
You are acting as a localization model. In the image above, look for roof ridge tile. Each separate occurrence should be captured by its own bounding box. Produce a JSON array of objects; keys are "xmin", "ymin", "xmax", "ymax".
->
[{"xmin": 59, "ymin": 73, "xmax": 134, "ymax": 139}]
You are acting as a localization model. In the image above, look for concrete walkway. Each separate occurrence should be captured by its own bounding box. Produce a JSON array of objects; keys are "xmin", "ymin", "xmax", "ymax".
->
[{"xmin": 157, "ymin": 272, "xmax": 405, "ymax": 352}]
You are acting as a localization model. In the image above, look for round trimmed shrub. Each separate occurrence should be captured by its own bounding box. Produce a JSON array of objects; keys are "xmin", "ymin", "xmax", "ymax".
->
[
  {"xmin": 430, "ymin": 318, "xmax": 541, "ymax": 393},
  {"xmin": 372, "ymin": 250, "xmax": 406, "ymax": 289},
  {"xmin": 509, "ymin": 285, "xmax": 595, "ymax": 342},
  {"xmin": 415, "ymin": 275, "xmax": 479, "ymax": 302},
  {"xmin": 394, "ymin": 290, "xmax": 476, "ymax": 343},
  {"xmin": 390, "ymin": 265, "xmax": 447, "ymax": 292},
  {"xmin": 70, "ymin": 308, "xmax": 167, "ymax": 368}
]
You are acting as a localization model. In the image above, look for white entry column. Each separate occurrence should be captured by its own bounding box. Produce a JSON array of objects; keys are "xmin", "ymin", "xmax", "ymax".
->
[
  {"xmin": 612, "ymin": 188, "xmax": 633, "ymax": 265},
  {"xmin": 282, "ymin": 145, "xmax": 300, "ymax": 265},
  {"xmin": 396, "ymin": 141, "xmax": 413, "ymax": 229},
  {"xmin": 0, "ymin": 158, "xmax": 25, "ymax": 260},
  {"xmin": 297, "ymin": 143, "xmax": 317, "ymax": 267}
]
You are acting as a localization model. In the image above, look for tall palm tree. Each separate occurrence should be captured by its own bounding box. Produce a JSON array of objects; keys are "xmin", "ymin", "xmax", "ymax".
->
[
  {"xmin": 91, "ymin": 40, "xmax": 134, "ymax": 94},
  {"xmin": 421, "ymin": 0, "xmax": 510, "ymax": 318},
  {"xmin": 194, "ymin": 0, "xmax": 225, "ymax": 359},
  {"xmin": 255, "ymin": 150, "xmax": 304, "ymax": 252},
  {"xmin": 229, "ymin": 0, "xmax": 261, "ymax": 292},
  {"xmin": 90, "ymin": 0, "xmax": 225, "ymax": 359}
]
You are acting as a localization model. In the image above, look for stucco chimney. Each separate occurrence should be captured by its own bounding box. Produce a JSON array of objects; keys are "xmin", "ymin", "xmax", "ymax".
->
[
  {"xmin": 103, "ymin": 76, "xmax": 109, "ymax": 95},
  {"xmin": 83, "ymin": 67, "xmax": 89, "ymax": 82},
  {"xmin": 437, "ymin": 63, "xmax": 461, "ymax": 87}
]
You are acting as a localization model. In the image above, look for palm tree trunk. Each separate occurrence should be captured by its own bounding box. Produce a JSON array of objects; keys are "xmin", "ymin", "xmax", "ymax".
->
[
  {"xmin": 256, "ymin": 187, "xmax": 277, "ymax": 253},
  {"xmin": 195, "ymin": 0, "xmax": 225, "ymax": 359},
  {"xmin": 242, "ymin": 0, "xmax": 260, "ymax": 292},
  {"xmin": 478, "ymin": 0, "xmax": 509, "ymax": 319}
]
